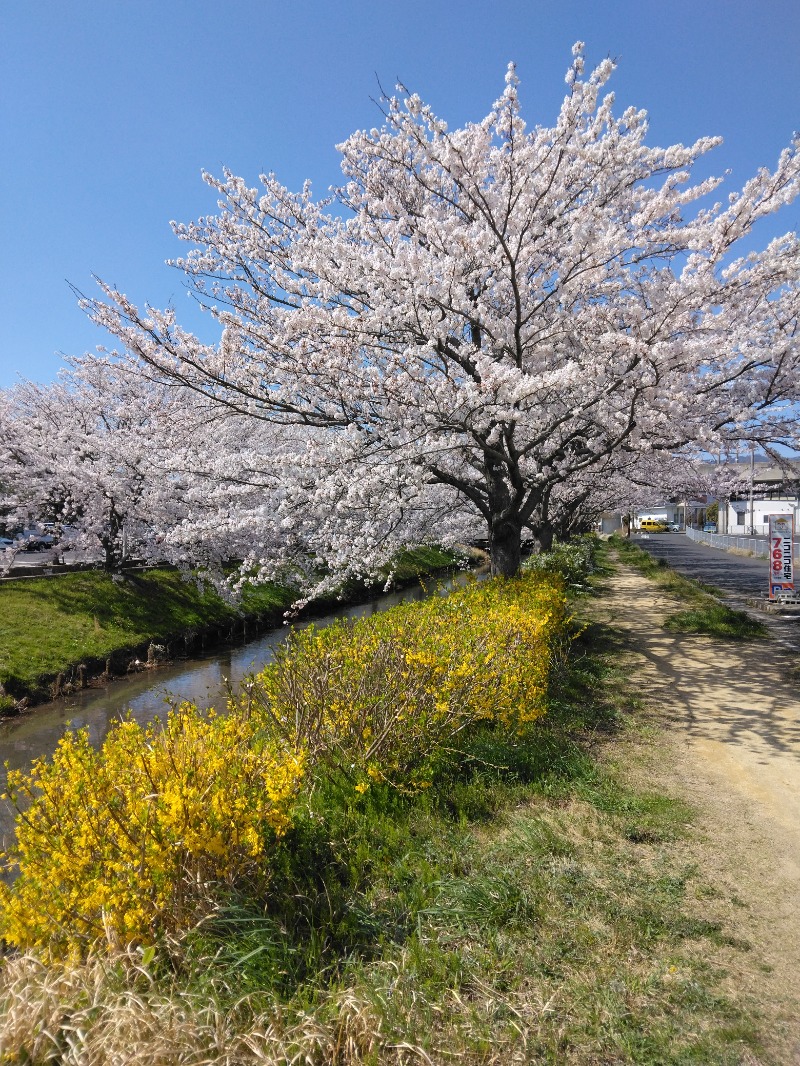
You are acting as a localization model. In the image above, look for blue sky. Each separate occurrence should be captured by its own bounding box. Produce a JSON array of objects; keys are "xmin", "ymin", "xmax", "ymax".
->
[{"xmin": 1, "ymin": 0, "xmax": 798, "ymax": 387}]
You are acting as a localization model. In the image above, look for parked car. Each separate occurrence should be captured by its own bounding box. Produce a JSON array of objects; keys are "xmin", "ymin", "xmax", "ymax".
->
[
  {"xmin": 15, "ymin": 529, "xmax": 55, "ymax": 552},
  {"xmin": 638, "ymin": 519, "xmax": 668, "ymax": 533},
  {"xmin": 702, "ymin": 522, "xmax": 717, "ymax": 533},
  {"xmin": 667, "ymin": 523, "xmax": 682, "ymax": 533}
]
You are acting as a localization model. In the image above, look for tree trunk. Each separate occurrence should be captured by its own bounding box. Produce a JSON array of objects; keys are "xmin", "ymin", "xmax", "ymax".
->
[
  {"xmin": 489, "ymin": 517, "xmax": 522, "ymax": 577},
  {"xmin": 101, "ymin": 503, "xmax": 125, "ymax": 573},
  {"xmin": 101, "ymin": 538, "xmax": 124, "ymax": 573},
  {"xmin": 534, "ymin": 522, "xmax": 554, "ymax": 553}
]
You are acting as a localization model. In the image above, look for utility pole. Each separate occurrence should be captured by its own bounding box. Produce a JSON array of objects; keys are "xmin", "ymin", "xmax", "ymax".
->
[{"xmin": 748, "ymin": 446, "xmax": 755, "ymax": 536}]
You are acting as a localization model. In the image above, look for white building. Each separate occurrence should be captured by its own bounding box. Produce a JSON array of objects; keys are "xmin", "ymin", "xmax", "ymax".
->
[
  {"xmin": 719, "ymin": 494, "xmax": 800, "ymax": 536},
  {"xmin": 633, "ymin": 503, "xmax": 681, "ymax": 528},
  {"xmin": 713, "ymin": 462, "xmax": 800, "ymax": 535},
  {"xmin": 598, "ymin": 512, "xmax": 624, "ymax": 535},
  {"xmin": 632, "ymin": 502, "xmax": 714, "ymax": 529}
]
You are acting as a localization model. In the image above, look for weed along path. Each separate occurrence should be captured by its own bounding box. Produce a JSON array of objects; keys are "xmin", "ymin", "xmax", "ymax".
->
[{"xmin": 598, "ymin": 556, "xmax": 800, "ymax": 1059}]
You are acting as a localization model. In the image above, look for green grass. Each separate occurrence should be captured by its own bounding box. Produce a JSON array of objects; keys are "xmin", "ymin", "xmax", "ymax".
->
[
  {"xmin": 0, "ymin": 541, "xmax": 767, "ymax": 1062},
  {"xmin": 0, "ymin": 568, "xmax": 291, "ymax": 700},
  {"xmin": 375, "ymin": 544, "xmax": 461, "ymax": 584},
  {"xmin": 611, "ymin": 536, "xmax": 768, "ymax": 640},
  {"xmin": 155, "ymin": 621, "xmax": 760, "ymax": 1064},
  {"xmin": 0, "ymin": 545, "xmax": 458, "ymax": 702},
  {"xmin": 663, "ymin": 603, "xmax": 769, "ymax": 639}
]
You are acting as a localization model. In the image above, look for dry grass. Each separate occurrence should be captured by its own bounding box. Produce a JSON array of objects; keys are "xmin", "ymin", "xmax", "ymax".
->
[{"xmin": 0, "ymin": 951, "xmax": 430, "ymax": 1065}]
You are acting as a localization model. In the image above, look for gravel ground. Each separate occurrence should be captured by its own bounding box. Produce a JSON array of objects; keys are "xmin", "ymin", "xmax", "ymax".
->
[{"xmin": 594, "ymin": 557, "xmax": 800, "ymax": 1064}]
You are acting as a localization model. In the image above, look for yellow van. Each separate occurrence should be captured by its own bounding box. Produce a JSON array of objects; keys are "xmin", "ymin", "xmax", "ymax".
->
[{"xmin": 639, "ymin": 518, "xmax": 668, "ymax": 533}]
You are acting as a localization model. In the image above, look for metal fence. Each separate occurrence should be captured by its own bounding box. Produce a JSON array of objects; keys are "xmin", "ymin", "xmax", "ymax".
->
[{"xmin": 685, "ymin": 526, "xmax": 800, "ymax": 560}]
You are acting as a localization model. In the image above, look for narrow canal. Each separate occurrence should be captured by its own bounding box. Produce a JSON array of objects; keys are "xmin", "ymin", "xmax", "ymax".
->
[{"xmin": 0, "ymin": 572, "xmax": 474, "ymax": 850}]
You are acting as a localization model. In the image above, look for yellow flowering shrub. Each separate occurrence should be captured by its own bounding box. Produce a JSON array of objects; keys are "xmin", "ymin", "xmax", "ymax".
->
[
  {"xmin": 0, "ymin": 704, "xmax": 305, "ymax": 955},
  {"xmin": 0, "ymin": 571, "xmax": 565, "ymax": 956},
  {"xmin": 243, "ymin": 572, "xmax": 566, "ymax": 792}
]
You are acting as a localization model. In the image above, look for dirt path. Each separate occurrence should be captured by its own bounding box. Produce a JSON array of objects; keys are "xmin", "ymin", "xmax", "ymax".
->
[{"xmin": 594, "ymin": 560, "xmax": 800, "ymax": 1064}]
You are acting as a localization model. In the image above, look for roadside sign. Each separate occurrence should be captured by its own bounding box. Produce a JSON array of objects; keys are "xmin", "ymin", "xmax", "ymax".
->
[{"xmin": 768, "ymin": 514, "xmax": 795, "ymax": 600}]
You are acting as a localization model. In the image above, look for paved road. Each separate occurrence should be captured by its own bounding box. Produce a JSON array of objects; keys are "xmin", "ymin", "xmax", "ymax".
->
[
  {"xmin": 633, "ymin": 533, "xmax": 771, "ymax": 600},
  {"xmin": 633, "ymin": 532, "xmax": 800, "ymax": 652},
  {"xmin": 2, "ymin": 549, "xmax": 102, "ymax": 576}
]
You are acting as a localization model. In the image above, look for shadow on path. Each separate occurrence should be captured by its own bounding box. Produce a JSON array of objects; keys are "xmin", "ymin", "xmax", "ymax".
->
[{"xmin": 594, "ymin": 565, "xmax": 800, "ymax": 860}]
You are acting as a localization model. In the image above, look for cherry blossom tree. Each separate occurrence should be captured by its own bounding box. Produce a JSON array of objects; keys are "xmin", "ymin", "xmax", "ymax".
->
[
  {"xmin": 0, "ymin": 359, "xmax": 191, "ymax": 573},
  {"xmin": 80, "ymin": 45, "xmax": 800, "ymax": 579}
]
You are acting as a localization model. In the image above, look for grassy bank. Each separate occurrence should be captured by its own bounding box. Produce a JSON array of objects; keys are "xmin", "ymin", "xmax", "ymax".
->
[
  {"xmin": 0, "ymin": 542, "xmax": 765, "ymax": 1064},
  {"xmin": 611, "ymin": 535, "xmax": 768, "ymax": 640},
  {"xmin": 0, "ymin": 546, "xmax": 457, "ymax": 706}
]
